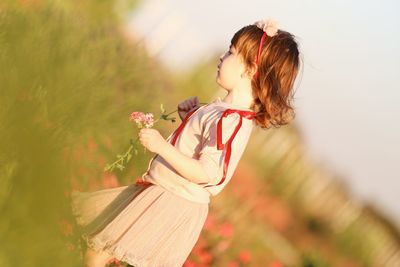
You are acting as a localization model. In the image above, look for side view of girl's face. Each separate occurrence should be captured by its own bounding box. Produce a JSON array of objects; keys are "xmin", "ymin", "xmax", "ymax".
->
[{"xmin": 216, "ymin": 44, "xmax": 248, "ymax": 90}]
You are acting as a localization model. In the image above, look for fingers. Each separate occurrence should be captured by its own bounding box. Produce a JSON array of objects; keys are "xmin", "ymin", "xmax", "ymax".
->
[
  {"xmin": 139, "ymin": 128, "xmax": 151, "ymax": 135},
  {"xmin": 177, "ymin": 101, "xmax": 187, "ymax": 111},
  {"xmin": 177, "ymin": 99, "xmax": 185, "ymax": 110},
  {"xmin": 139, "ymin": 128, "xmax": 151, "ymax": 144},
  {"xmin": 138, "ymin": 128, "xmax": 148, "ymax": 139},
  {"xmin": 192, "ymin": 96, "xmax": 199, "ymax": 107},
  {"xmin": 178, "ymin": 96, "xmax": 199, "ymax": 111}
]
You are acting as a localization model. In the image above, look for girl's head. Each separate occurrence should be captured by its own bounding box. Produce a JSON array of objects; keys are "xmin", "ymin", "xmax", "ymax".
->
[{"xmin": 219, "ymin": 19, "xmax": 302, "ymax": 129}]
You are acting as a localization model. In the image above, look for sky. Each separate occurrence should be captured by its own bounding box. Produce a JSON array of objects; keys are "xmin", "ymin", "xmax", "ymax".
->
[{"xmin": 126, "ymin": 0, "xmax": 400, "ymax": 224}]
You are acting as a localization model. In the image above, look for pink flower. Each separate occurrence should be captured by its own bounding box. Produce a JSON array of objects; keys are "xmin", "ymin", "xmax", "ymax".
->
[
  {"xmin": 105, "ymin": 104, "xmax": 178, "ymax": 173},
  {"xmin": 129, "ymin": 111, "xmax": 154, "ymax": 128},
  {"xmin": 129, "ymin": 111, "xmax": 145, "ymax": 121},
  {"xmin": 143, "ymin": 113, "xmax": 154, "ymax": 128}
]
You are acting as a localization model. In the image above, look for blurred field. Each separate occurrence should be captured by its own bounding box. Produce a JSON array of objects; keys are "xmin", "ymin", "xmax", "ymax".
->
[{"xmin": 1, "ymin": 1, "xmax": 399, "ymax": 266}]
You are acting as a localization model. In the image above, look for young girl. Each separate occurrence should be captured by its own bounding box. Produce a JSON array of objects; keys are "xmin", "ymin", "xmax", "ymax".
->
[{"xmin": 71, "ymin": 18, "xmax": 301, "ymax": 267}]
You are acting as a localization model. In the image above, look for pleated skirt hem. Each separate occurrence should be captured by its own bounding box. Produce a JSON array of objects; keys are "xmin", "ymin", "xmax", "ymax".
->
[{"xmin": 71, "ymin": 182, "xmax": 209, "ymax": 267}]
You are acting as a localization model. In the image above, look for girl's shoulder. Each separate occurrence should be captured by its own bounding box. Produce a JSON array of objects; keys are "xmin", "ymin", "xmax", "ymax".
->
[
  {"xmin": 195, "ymin": 97, "xmax": 255, "ymax": 130},
  {"xmin": 199, "ymin": 104, "xmax": 254, "ymax": 136}
]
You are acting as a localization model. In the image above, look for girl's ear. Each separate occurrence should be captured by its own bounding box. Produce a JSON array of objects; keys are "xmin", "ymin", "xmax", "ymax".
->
[
  {"xmin": 249, "ymin": 62, "xmax": 258, "ymax": 77},
  {"xmin": 243, "ymin": 62, "xmax": 258, "ymax": 78}
]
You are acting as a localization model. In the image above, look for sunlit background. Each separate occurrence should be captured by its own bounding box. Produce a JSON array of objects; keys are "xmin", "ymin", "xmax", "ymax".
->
[{"xmin": 1, "ymin": 0, "xmax": 399, "ymax": 266}]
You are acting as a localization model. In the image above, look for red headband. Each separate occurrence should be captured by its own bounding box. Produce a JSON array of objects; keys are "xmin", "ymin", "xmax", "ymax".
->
[
  {"xmin": 254, "ymin": 32, "xmax": 267, "ymax": 79},
  {"xmin": 253, "ymin": 18, "xmax": 279, "ymax": 79}
]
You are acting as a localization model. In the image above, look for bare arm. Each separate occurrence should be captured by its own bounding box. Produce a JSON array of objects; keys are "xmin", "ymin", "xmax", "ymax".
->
[{"xmin": 157, "ymin": 142, "xmax": 210, "ymax": 184}]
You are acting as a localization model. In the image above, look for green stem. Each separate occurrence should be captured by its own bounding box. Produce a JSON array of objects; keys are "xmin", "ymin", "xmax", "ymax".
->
[{"xmin": 164, "ymin": 102, "xmax": 208, "ymax": 116}]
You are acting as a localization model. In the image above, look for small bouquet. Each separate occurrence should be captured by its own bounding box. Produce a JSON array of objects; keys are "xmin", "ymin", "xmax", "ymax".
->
[{"xmin": 103, "ymin": 104, "xmax": 177, "ymax": 172}]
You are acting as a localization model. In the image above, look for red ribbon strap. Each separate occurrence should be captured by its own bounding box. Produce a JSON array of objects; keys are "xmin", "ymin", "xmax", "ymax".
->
[
  {"xmin": 171, "ymin": 106, "xmax": 203, "ymax": 146},
  {"xmin": 204, "ymin": 109, "xmax": 255, "ymax": 187},
  {"xmin": 169, "ymin": 104, "xmax": 255, "ymax": 188}
]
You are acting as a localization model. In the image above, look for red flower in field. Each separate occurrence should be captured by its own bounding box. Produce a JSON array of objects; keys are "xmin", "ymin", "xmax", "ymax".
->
[
  {"xmin": 198, "ymin": 250, "xmax": 213, "ymax": 264},
  {"xmin": 102, "ymin": 172, "xmax": 120, "ymax": 188},
  {"xmin": 203, "ymin": 214, "xmax": 216, "ymax": 231},
  {"xmin": 88, "ymin": 137, "xmax": 98, "ymax": 153},
  {"xmin": 66, "ymin": 242, "xmax": 75, "ymax": 251},
  {"xmin": 97, "ymin": 156, "xmax": 106, "ymax": 167},
  {"xmin": 239, "ymin": 250, "xmax": 252, "ymax": 263},
  {"xmin": 216, "ymin": 240, "xmax": 230, "ymax": 252},
  {"xmin": 103, "ymin": 135, "xmax": 113, "ymax": 150},
  {"xmin": 59, "ymin": 219, "xmax": 73, "ymax": 236},
  {"xmin": 227, "ymin": 261, "xmax": 240, "ymax": 267},
  {"xmin": 219, "ymin": 222, "xmax": 234, "ymax": 238},
  {"xmin": 192, "ymin": 235, "xmax": 207, "ymax": 257},
  {"xmin": 183, "ymin": 259, "xmax": 198, "ymax": 267},
  {"xmin": 270, "ymin": 260, "xmax": 284, "ymax": 267}
]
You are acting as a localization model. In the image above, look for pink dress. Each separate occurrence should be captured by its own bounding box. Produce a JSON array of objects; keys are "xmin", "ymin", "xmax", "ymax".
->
[{"xmin": 70, "ymin": 97, "xmax": 256, "ymax": 266}]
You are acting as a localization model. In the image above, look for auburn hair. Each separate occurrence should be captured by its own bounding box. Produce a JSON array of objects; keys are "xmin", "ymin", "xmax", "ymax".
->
[{"xmin": 231, "ymin": 24, "xmax": 302, "ymax": 129}]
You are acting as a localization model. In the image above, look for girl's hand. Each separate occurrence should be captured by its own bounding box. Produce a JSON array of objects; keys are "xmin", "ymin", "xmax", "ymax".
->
[
  {"xmin": 177, "ymin": 96, "xmax": 200, "ymax": 121},
  {"xmin": 138, "ymin": 128, "xmax": 167, "ymax": 154}
]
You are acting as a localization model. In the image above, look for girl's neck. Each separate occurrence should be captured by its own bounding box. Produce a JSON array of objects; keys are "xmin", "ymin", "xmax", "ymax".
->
[{"xmin": 220, "ymin": 90, "xmax": 253, "ymax": 111}]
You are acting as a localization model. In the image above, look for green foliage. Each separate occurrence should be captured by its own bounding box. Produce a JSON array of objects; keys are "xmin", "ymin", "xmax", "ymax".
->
[
  {"xmin": 300, "ymin": 250, "xmax": 331, "ymax": 267},
  {"xmin": 0, "ymin": 1, "xmax": 177, "ymax": 266},
  {"xmin": 335, "ymin": 219, "xmax": 375, "ymax": 266}
]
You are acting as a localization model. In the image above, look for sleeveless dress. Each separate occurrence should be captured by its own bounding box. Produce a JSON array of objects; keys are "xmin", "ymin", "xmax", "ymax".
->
[{"xmin": 70, "ymin": 97, "xmax": 255, "ymax": 267}]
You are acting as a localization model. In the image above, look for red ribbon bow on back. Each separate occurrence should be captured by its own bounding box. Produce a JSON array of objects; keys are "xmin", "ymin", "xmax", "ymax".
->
[{"xmin": 171, "ymin": 105, "xmax": 256, "ymax": 188}]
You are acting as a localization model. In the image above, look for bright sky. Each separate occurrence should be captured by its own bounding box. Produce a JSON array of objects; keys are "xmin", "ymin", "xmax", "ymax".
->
[{"xmin": 127, "ymin": 0, "xmax": 400, "ymax": 224}]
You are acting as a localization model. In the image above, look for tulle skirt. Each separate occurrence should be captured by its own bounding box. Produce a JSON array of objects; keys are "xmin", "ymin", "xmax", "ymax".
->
[{"xmin": 70, "ymin": 181, "xmax": 209, "ymax": 267}]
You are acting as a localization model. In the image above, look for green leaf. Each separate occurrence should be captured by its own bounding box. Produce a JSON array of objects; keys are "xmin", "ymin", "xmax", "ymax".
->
[{"xmin": 116, "ymin": 164, "xmax": 124, "ymax": 171}]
